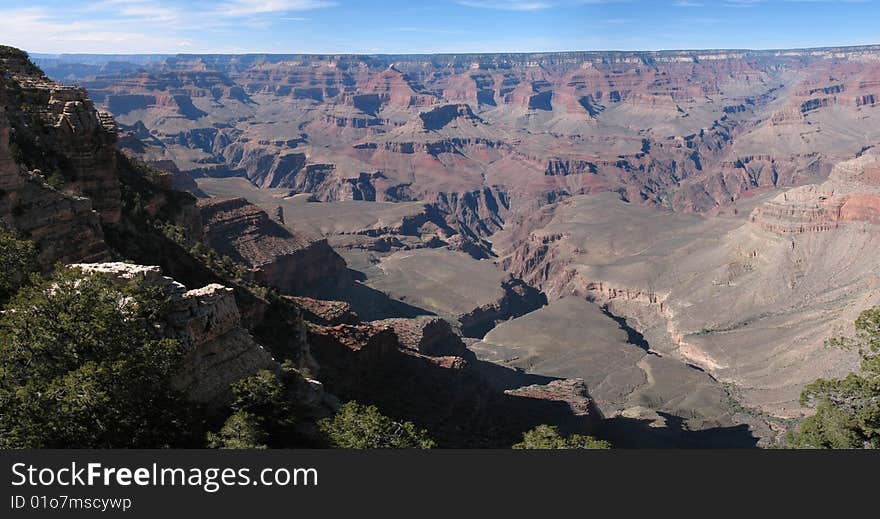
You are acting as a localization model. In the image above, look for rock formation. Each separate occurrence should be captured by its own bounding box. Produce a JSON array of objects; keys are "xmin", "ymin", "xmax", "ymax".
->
[
  {"xmin": 19, "ymin": 42, "xmax": 880, "ymax": 446},
  {"xmin": 495, "ymin": 151, "xmax": 880, "ymax": 439},
  {"xmin": 2, "ymin": 46, "xmax": 612, "ymax": 447},
  {"xmin": 504, "ymin": 379, "xmax": 599, "ymax": 435},
  {"xmin": 1, "ymin": 47, "xmax": 111, "ymax": 267},
  {"xmin": 70, "ymin": 263, "xmax": 279, "ymax": 405},
  {"xmin": 458, "ymin": 278, "xmax": 548, "ymax": 337},
  {"xmin": 197, "ymin": 197, "xmax": 348, "ymax": 295},
  {"xmin": 307, "ymin": 320, "xmax": 604, "ymax": 446},
  {"xmin": 3, "ymin": 49, "xmax": 121, "ymax": 224},
  {"xmin": 289, "ymin": 296, "xmax": 359, "ymax": 326},
  {"xmin": 370, "ymin": 316, "xmax": 469, "ymax": 357},
  {"xmin": 38, "ymin": 45, "xmax": 880, "ymax": 227},
  {"xmin": 750, "ymin": 154, "xmax": 880, "ymax": 233}
]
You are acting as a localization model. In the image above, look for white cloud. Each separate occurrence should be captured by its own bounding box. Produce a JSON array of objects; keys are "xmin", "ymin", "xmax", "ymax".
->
[
  {"xmin": 215, "ymin": 0, "xmax": 335, "ymax": 17},
  {"xmin": 456, "ymin": 1, "xmax": 556, "ymax": 10},
  {"xmin": 0, "ymin": 6, "xmax": 218, "ymax": 53},
  {"xmin": 723, "ymin": 0, "xmax": 766, "ymax": 7},
  {"xmin": 0, "ymin": 0, "xmax": 339, "ymax": 54},
  {"xmin": 456, "ymin": 0, "xmax": 620, "ymax": 10}
]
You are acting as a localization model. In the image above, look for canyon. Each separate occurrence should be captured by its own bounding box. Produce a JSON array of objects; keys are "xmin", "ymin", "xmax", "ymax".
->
[
  {"xmin": 10, "ymin": 44, "xmax": 880, "ymax": 446},
  {"xmin": 0, "ymin": 45, "xmax": 604, "ymax": 448}
]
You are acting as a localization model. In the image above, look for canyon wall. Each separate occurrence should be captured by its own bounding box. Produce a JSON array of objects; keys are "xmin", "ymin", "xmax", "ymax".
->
[
  {"xmin": 197, "ymin": 197, "xmax": 349, "ymax": 296},
  {"xmin": 499, "ymin": 153, "xmax": 880, "ymax": 423},
  {"xmin": 1, "ymin": 47, "xmax": 111, "ymax": 266},
  {"xmin": 38, "ymin": 46, "xmax": 880, "ymax": 230}
]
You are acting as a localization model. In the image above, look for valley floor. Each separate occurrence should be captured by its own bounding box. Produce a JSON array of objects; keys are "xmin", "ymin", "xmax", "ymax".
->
[{"xmin": 200, "ymin": 176, "xmax": 849, "ymax": 447}]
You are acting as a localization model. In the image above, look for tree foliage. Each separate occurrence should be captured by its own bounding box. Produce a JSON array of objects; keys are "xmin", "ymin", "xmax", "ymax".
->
[
  {"xmin": 208, "ymin": 369, "xmax": 299, "ymax": 449},
  {"xmin": 207, "ymin": 411, "xmax": 268, "ymax": 449},
  {"xmin": 0, "ymin": 267, "xmax": 200, "ymax": 448},
  {"xmin": 318, "ymin": 401, "xmax": 435, "ymax": 449},
  {"xmin": 786, "ymin": 307, "xmax": 880, "ymax": 449},
  {"xmin": 513, "ymin": 424, "xmax": 611, "ymax": 450},
  {"xmin": 0, "ymin": 229, "xmax": 38, "ymax": 306}
]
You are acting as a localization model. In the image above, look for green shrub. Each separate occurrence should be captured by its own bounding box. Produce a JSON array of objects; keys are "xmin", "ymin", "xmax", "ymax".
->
[
  {"xmin": 208, "ymin": 370, "xmax": 296, "ymax": 449},
  {"xmin": 46, "ymin": 169, "xmax": 67, "ymax": 190},
  {"xmin": 0, "ymin": 267, "xmax": 201, "ymax": 448},
  {"xmin": 7, "ymin": 142, "xmax": 24, "ymax": 165},
  {"xmin": 318, "ymin": 401, "xmax": 435, "ymax": 449},
  {"xmin": 513, "ymin": 425, "xmax": 610, "ymax": 450},
  {"xmin": 785, "ymin": 307, "xmax": 880, "ymax": 449},
  {"xmin": 0, "ymin": 229, "xmax": 38, "ymax": 306},
  {"xmin": 207, "ymin": 411, "xmax": 268, "ymax": 449}
]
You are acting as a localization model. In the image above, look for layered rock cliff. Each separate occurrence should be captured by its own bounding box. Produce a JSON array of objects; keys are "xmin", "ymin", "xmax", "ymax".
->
[
  {"xmin": 497, "ymin": 164, "xmax": 880, "ymax": 433},
  {"xmin": 370, "ymin": 316, "xmax": 470, "ymax": 357},
  {"xmin": 197, "ymin": 197, "xmax": 348, "ymax": 296},
  {"xmin": 1, "ymin": 47, "xmax": 112, "ymax": 266},
  {"xmin": 750, "ymin": 154, "xmax": 880, "ymax": 233},
  {"xmin": 307, "ymin": 319, "xmax": 601, "ymax": 446},
  {"xmin": 39, "ymin": 44, "xmax": 880, "ymax": 229},
  {"xmin": 2, "ymin": 47, "xmax": 120, "ymax": 224}
]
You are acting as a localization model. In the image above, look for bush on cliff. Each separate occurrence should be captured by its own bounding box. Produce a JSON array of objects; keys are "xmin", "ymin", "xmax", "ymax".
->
[
  {"xmin": 207, "ymin": 411, "xmax": 268, "ymax": 449},
  {"xmin": 0, "ymin": 229, "xmax": 37, "ymax": 306},
  {"xmin": 208, "ymin": 369, "xmax": 297, "ymax": 449},
  {"xmin": 0, "ymin": 267, "xmax": 201, "ymax": 448},
  {"xmin": 785, "ymin": 307, "xmax": 880, "ymax": 449},
  {"xmin": 318, "ymin": 401, "xmax": 436, "ymax": 449},
  {"xmin": 513, "ymin": 424, "xmax": 611, "ymax": 450}
]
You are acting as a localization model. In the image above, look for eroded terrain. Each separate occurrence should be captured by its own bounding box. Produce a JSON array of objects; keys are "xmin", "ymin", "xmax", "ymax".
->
[{"xmin": 39, "ymin": 46, "xmax": 880, "ymax": 445}]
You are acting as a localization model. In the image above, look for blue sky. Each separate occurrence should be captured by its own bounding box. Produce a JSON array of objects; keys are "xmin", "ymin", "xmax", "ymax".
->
[{"xmin": 1, "ymin": 1, "xmax": 878, "ymax": 54}]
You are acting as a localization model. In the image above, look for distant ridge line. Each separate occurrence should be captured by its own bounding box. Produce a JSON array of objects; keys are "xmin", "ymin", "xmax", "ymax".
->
[{"xmin": 29, "ymin": 43, "xmax": 880, "ymax": 61}]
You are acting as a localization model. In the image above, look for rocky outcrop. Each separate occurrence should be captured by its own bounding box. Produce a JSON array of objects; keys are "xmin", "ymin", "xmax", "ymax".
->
[
  {"xmin": 1, "ymin": 49, "xmax": 121, "ymax": 224},
  {"xmin": 503, "ymin": 379, "xmax": 599, "ymax": 435},
  {"xmin": 370, "ymin": 316, "xmax": 469, "ymax": 357},
  {"xmin": 419, "ymin": 103, "xmax": 482, "ymax": 130},
  {"xmin": 545, "ymin": 158, "xmax": 598, "ymax": 177},
  {"xmin": 433, "ymin": 187, "xmax": 509, "ymax": 241},
  {"xmin": 197, "ymin": 197, "xmax": 348, "ymax": 295},
  {"xmin": 142, "ymin": 158, "xmax": 205, "ymax": 196},
  {"xmin": 3, "ymin": 45, "xmax": 610, "ymax": 448},
  {"xmin": 459, "ymin": 278, "xmax": 547, "ymax": 338},
  {"xmin": 307, "ymin": 320, "xmax": 603, "ymax": 446},
  {"xmin": 70, "ymin": 263, "xmax": 278, "ymax": 405},
  {"xmin": 750, "ymin": 155, "xmax": 880, "ymax": 233},
  {"xmin": 289, "ymin": 296, "xmax": 359, "ymax": 326},
  {"xmin": 43, "ymin": 44, "xmax": 880, "ymax": 223},
  {"xmin": 0, "ymin": 54, "xmax": 111, "ymax": 267}
]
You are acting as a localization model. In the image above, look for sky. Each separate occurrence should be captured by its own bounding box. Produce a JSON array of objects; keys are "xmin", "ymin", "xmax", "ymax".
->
[{"xmin": 1, "ymin": 0, "xmax": 879, "ymax": 55}]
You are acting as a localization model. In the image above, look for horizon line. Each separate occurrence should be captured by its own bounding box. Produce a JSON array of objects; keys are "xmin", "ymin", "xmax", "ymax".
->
[{"xmin": 25, "ymin": 42, "xmax": 880, "ymax": 58}]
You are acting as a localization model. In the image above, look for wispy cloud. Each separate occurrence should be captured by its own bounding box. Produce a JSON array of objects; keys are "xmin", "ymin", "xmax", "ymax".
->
[
  {"xmin": 456, "ymin": 0, "xmax": 555, "ymax": 9},
  {"xmin": 3, "ymin": 0, "xmax": 878, "ymax": 55},
  {"xmin": 0, "ymin": 6, "xmax": 195, "ymax": 53},
  {"xmin": 456, "ymin": 0, "xmax": 623, "ymax": 11},
  {"xmin": 214, "ymin": 0, "xmax": 335, "ymax": 17},
  {"xmin": 394, "ymin": 26, "xmax": 470, "ymax": 35},
  {"xmin": 723, "ymin": 0, "xmax": 766, "ymax": 7},
  {"xmin": 0, "ymin": 0, "xmax": 339, "ymax": 53}
]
